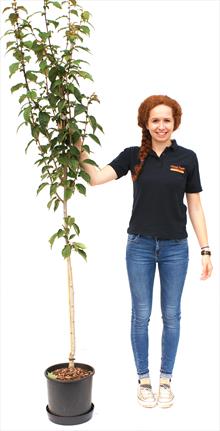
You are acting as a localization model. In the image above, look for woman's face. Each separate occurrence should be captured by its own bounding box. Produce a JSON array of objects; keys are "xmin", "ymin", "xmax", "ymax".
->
[{"xmin": 146, "ymin": 104, "xmax": 175, "ymax": 144}]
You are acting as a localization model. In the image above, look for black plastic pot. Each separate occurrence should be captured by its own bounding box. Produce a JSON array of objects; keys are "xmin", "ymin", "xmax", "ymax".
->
[{"xmin": 45, "ymin": 362, "xmax": 95, "ymax": 425}]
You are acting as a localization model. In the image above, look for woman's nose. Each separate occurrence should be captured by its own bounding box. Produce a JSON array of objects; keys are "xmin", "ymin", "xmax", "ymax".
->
[{"xmin": 158, "ymin": 122, "xmax": 165, "ymax": 130}]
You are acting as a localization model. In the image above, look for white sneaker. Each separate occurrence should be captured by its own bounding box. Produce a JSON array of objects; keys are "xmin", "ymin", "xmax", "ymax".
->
[
  {"xmin": 137, "ymin": 378, "xmax": 157, "ymax": 408},
  {"xmin": 157, "ymin": 377, "xmax": 174, "ymax": 408}
]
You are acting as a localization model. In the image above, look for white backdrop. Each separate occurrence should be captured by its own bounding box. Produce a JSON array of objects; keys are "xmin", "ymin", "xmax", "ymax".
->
[{"xmin": 0, "ymin": 1, "xmax": 219, "ymax": 431}]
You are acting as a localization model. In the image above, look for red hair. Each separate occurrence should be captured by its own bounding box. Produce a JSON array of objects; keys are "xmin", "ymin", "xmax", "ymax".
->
[{"xmin": 132, "ymin": 95, "xmax": 182, "ymax": 181}]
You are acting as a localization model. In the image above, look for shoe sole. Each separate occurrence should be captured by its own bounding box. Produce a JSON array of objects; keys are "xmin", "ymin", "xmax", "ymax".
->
[
  {"xmin": 138, "ymin": 393, "xmax": 157, "ymax": 408},
  {"xmin": 138, "ymin": 400, "xmax": 157, "ymax": 408},
  {"xmin": 157, "ymin": 400, "xmax": 174, "ymax": 408}
]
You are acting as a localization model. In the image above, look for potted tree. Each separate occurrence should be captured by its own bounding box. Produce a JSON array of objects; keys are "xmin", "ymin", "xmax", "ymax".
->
[{"xmin": 3, "ymin": 0, "xmax": 103, "ymax": 425}]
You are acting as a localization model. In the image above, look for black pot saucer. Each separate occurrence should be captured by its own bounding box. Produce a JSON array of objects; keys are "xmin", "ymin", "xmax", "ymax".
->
[{"xmin": 46, "ymin": 403, "xmax": 94, "ymax": 425}]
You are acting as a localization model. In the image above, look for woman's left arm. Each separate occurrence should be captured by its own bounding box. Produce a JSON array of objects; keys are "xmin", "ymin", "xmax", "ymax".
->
[{"xmin": 186, "ymin": 193, "xmax": 213, "ymax": 280}]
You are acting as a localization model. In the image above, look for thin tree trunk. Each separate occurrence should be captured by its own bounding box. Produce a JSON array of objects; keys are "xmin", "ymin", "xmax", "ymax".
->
[
  {"xmin": 66, "ymin": 254, "xmax": 75, "ymax": 368},
  {"xmin": 63, "ymin": 169, "xmax": 75, "ymax": 368}
]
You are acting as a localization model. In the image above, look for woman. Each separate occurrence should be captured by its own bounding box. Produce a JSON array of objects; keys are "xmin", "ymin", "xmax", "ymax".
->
[{"xmin": 78, "ymin": 95, "xmax": 213, "ymax": 408}]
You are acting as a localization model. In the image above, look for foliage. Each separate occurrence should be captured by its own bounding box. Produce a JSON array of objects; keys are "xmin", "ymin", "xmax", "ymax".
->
[{"xmin": 3, "ymin": 0, "xmax": 103, "ymax": 261}]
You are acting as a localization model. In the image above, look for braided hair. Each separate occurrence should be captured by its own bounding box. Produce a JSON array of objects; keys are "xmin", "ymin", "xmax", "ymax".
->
[{"xmin": 132, "ymin": 95, "xmax": 182, "ymax": 181}]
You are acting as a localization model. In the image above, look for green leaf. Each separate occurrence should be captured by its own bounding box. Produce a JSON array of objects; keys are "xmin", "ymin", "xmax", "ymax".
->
[
  {"xmin": 69, "ymin": 158, "xmax": 79, "ymax": 171},
  {"xmin": 9, "ymin": 62, "xmax": 19, "ymax": 77},
  {"xmin": 67, "ymin": 170, "xmax": 76, "ymax": 179},
  {"xmin": 70, "ymin": 146, "xmax": 80, "ymax": 158},
  {"xmin": 74, "ymin": 242, "xmax": 86, "ymax": 249},
  {"xmin": 82, "ymin": 144, "xmax": 90, "ymax": 153},
  {"xmin": 80, "ymin": 25, "xmax": 90, "ymax": 36},
  {"xmin": 79, "ymin": 170, "xmax": 90, "ymax": 183},
  {"xmin": 13, "ymin": 50, "xmax": 23, "ymax": 61},
  {"xmin": 39, "ymin": 112, "xmax": 50, "ymax": 130},
  {"xmin": 64, "ymin": 188, "xmax": 73, "ymax": 201},
  {"xmin": 47, "ymin": 197, "xmax": 56, "ymax": 209},
  {"xmin": 74, "ymin": 104, "xmax": 87, "ymax": 116},
  {"xmin": 73, "ymin": 223, "xmax": 80, "ymax": 235},
  {"xmin": 67, "ymin": 84, "xmax": 82, "ymax": 102},
  {"xmin": 49, "ymin": 232, "xmax": 58, "ymax": 248},
  {"xmin": 19, "ymin": 94, "xmax": 27, "ymax": 103},
  {"xmin": 48, "ymin": 19, "xmax": 59, "ymax": 29},
  {"xmin": 89, "ymin": 134, "xmax": 101, "ymax": 145},
  {"xmin": 57, "ymin": 229, "xmax": 65, "ymax": 238},
  {"xmin": 76, "ymin": 183, "xmax": 86, "ymax": 195},
  {"xmin": 54, "ymin": 199, "xmax": 60, "ymax": 211},
  {"xmin": 26, "ymin": 71, "xmax": 37, "ymax": 82},
  {"xmin": 9, "ymin": 13, "xmax": 18, "ymax": 25},
  {"xmin": 58, "ymin": 155, "xmax": 69, "ymax": 165},
  {"xmin": 47, "ymin": 372, "xmax": 57, "ymax": 380},
  {"xmin": 64, "ymin": 216, "xmax": 75, "ymax": 226},
  {"xmin": 37, "ymin": 182, "xmax": 49, "ymax": 195},
  {"xmin": 52, "ymin": 1, "xmax": 62, "ymax": 9},
  {"xmin": 48, "ymin": 67, "xmax": 58, "ymax": 82},
  {"xmin": 11, "ymin": 83, "xmax": 24, "ymax": 93},
  {"xmin": 31, "ymin": 124, "xmax": 40, "ymax": 139},
  {"xmin": 50, "ymin": 183, "xmax": 58, "ymax": 196},
  {"xmin": 77, "ymin": 249, "xmax": 87, "ymax": 261},
  {"xmin": 25, "ymin": 138, "xmax": 35, "ymax": 153},
  {"xmin": 40, "ymin": 145, "xmax": 49, "ymax": 154},
  {"xmin": 48, "ymin": 93, "xmax": 57, "ymax": 108},
  {"xmin": 3, "ymin": 7, "xmax": 12, "ymax": 13},
  {"xmin": 97, "ymin": 123, "xmax": 104, "ymax": 133},
  {"xmin": 27, "ymin": 90, "xmax": 37, "ymax": 100},
  {"xmin": 71, "ymin": 131, "xmax": 81, "ymax": 144},
  {"xmin": 81, "ymin": 11, "xmax": 90, "ymax": 21},
  {"xmin": 58, "ymin": 100, "xmax": 67, "ymax": 112},
  {"xmin": 24, "ymin": 55, "xmax": 31, "ymax": 63},
  {"xmin": 16, "ymin": 121, "xmax": 26, "ymax": 133},
  {"xmin": 78, "ymin": 71, "xmax": 93, "ymax": 81},
  {"xmin": 67, "ymin": 83, "xmax": 75, "ymax": 94},
  {"xmin": 50, "ymin": 79, "xmax": 62, "ymax": 94},
  {"xmin": 39, "ymin": 60, "xmax": 48, "ymax": 73},
  {"xmin": 89, "ymin": 116, "xmax": 97, "ymax": 132},
  {"xmin": 6, "ymin": 41, "xmax": 15, "ymax": 49},
  {"xmin": 62, "ymin": 244, "xmax": 71, "ymax": 258},
  {"xmin": 17, "ymin": 6, "xmax": 28, "ymax": 13},
  {"xmin": 23, "ymin": 40, "xmax": 33, "ymax": 49},
  {"xmin": 73, "ymin": 86, "xmax": 82, "ymax": 102},
  {"xmin": 41, "ymin": 165, "xmax": 53, "ymax": 174},
  {"xmin": 83, "ymin": 158, "xmax": 99, "ymax": 168},
  {"xmin": 38, "ymin": 31, "xmax": 51, "ymax": 42},
  {"xmin": 23, "ymin": 106, "xmax": 32, "ymax": 123}
]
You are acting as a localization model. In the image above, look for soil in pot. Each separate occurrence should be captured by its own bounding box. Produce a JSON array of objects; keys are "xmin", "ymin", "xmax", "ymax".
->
[{"xmin": 49, "ymin": 366, "xmax": 93, "ymax": 381}]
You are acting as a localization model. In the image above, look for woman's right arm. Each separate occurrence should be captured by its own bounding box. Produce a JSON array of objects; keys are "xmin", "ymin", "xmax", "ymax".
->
[{"xmin": 77, "ymin": 139, "xmax": 117, "ymax": 186}]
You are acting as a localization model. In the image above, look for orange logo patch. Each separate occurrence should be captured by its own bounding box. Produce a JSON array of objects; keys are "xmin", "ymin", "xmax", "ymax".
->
[{"xmin": 170, "ymin": 164, "xmax": 185, "ymax": 174}]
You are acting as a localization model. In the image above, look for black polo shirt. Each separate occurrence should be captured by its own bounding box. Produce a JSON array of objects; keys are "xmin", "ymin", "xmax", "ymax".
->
[{"xmin": 108, "ymin": 140, "xmax": 202, "ymax": 239}]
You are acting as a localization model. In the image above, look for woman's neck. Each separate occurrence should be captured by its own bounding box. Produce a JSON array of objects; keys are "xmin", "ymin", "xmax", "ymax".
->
[{"xmin": 151, "ymin": 139, "xmax": 172, "ymax": 156}]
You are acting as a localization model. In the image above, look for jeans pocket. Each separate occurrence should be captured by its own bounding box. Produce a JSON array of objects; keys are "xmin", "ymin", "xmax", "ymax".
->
[
  {"xmin": 174, "ymin": 238, "xmax": 188, "ymax": 244},
  {"xmin": 128, "ymin": 234, "xmax": 140, "ymax": 242}
]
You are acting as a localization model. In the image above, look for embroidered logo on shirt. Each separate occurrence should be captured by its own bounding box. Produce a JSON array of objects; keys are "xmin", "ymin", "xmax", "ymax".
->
[{"xmin": 169, "ymin": 164, "xmax": 186, "ymax": 174}]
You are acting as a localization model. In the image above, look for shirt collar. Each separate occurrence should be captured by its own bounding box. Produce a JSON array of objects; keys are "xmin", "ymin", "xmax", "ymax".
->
[
  {"xmin": 170, "ymin": 139, "xmax": 178, "ymax": 150},
  {"xmin": 149, "ymin": 139, "xmax": 178, "ymax": 156}
]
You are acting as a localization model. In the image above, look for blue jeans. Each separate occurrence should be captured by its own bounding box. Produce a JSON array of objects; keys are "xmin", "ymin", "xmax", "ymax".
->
[{"xmin": 126, "ymin": 234, "xmax": 189, "ymax": 379}]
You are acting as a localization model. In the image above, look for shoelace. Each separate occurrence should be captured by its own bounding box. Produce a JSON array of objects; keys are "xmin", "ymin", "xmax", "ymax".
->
[
  {"xmin": 160, "ymin": 384, "xmax": 170, "ymax": 390},
  {"xmin": 140, "ymin": 384, "xmax": 152, "ymax": 389},
  {"xmin": 140, "ymin": 384, "xmax": 154, "ymax": 398},
  {"xmin": 159, "ymin": 384, "xmax": 173, "ymax": 399}
]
